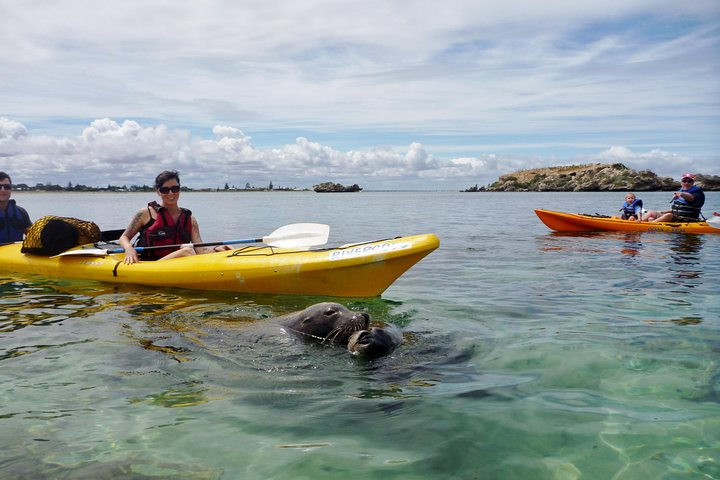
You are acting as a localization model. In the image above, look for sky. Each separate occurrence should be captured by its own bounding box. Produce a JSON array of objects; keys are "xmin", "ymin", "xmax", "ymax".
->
[{"xmin": 1, "ymin": 0, "xmax": 719, "ymax": 190}]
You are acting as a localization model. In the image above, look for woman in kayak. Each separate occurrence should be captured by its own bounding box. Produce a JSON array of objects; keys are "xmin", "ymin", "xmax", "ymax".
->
[
  {"xmin": 118, "ymin": 170, "xmax": 232, "ymax": 264},
  {"xmin": 619, "ymin": 193, "xmax": 643, "ymax": 222},
  {"xmin": 644, "ymin": 173, "xmax": 705, "ymax": 222},
  {"xmin": 0, "ymin": 171, "xmax": 32, "ymax": 243}
]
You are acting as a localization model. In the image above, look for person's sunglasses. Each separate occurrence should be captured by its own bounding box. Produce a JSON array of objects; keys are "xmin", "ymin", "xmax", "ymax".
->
[
  {"xmin": 681, "ymin": 180, "xmax": 693, "ymax": 184},
  {"xmin": 158, "ymin": 185, "xmax": 181, "ymax": 194},
  {"xmin": 0, "ymin": 184, "xmax": 12, "ymax": 190}
]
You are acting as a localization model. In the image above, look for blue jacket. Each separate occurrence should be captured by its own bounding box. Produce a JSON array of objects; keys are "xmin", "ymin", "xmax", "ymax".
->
[
  {"xmin": 620, "ymin": 199, "xmax": 643, "ymax": 219},
  {"xmin": 1, "ymin": 199, "xmax": 32, "ymax": 243}
]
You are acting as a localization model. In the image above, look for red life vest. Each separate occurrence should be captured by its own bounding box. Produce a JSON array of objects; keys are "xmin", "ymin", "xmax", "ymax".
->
[{"xmin": 135, "ymin": 201, "xmax": 192, "ymax": 260}]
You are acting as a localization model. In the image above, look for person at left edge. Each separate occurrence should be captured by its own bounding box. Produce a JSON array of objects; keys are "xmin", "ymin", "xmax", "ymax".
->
[
  {"xmin": 0, "ymin": 171, "xmax": 32, "ymax": 243},
  {"xmin": 118, "ymin": 170, "xmax": 232, "ymax": 264}
]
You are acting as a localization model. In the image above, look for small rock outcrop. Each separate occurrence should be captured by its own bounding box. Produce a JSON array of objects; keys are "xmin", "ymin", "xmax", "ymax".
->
[
  {"xmin": 313, "ymin": 182, "xmax": 363, "ymax": 193},
  {"xmin": 695, "ymin": 173, "xmax": 720, "ymax": 190},
  {"xmin": 466, "ymin": 163, "xmax": 719, "ymax": 192}
]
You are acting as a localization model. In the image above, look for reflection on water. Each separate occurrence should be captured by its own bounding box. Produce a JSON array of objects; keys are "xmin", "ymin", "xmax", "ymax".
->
[
  {"xmin": 619, "ymin": 232, "xmax": 644, "ymax": 258},
  {"xmin": 0, "ymin": 279, "xmax": 88, "ymax": 333},
  {"xmin": 667, "ymin": 233, "xmax": 704, "ymax": 287}
]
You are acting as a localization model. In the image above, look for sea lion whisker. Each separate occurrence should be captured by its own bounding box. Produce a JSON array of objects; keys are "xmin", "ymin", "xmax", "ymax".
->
[
  {"xmin": 285, "ymin": 327, "xmax": 326, "ymax": 342},
  {"xmin": 322, "ymin": 327, "xmax": 344, "ymax": 344}
]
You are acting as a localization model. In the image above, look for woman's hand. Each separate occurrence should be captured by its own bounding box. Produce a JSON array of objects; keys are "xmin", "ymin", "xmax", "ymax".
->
[{"xmin": 123, "ymin": 247, "xmax": 139, "ymax": 264}]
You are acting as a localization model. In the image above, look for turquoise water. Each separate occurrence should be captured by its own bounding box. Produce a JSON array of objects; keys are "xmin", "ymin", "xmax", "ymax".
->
[{"xmin": 1, "ymin": 191, "xmax": 719, "ymax": 479}]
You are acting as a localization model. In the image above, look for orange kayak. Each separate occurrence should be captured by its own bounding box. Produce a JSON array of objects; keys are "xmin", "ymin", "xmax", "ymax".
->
[{"xmin": 535, "ymin": 209, "xmax": 719, "ymax": 234}]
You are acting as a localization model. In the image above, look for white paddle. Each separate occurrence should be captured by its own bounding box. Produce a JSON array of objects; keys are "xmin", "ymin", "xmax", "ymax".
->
[
  {"xmin": 56, "ymin": 223, "xmax": 330, "ymax": 257},
  {"xmin": 707, "ymin": 215, "xmax": 720, "ymax": 229}
]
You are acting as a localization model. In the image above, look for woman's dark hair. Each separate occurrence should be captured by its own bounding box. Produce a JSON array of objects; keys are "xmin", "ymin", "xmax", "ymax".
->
[
  {"xmin": 0, "ymin": 171, "xmax": 11, "ymax": 183},
  {"xmin": 154, "ymin": 170, "xmax": 180, "ymax": 189}
]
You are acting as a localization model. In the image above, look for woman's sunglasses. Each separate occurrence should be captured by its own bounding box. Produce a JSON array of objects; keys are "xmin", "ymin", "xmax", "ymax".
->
[
  {"xmin": 158, "ymin": 185, "xmax": 181, "ymax": 194},
  {"xmin": 0, "ymin": 184, "xmax": 12, "ymax": 190}
]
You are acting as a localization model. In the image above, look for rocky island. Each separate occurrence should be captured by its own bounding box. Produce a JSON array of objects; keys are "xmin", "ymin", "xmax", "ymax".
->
[
  {"xmin": 313, "ymin": 182, "xmax": 363, "ymax": 193},
  {"xmin": 466, "ymin": 163, "xmax": 720, "ymax": 192}
]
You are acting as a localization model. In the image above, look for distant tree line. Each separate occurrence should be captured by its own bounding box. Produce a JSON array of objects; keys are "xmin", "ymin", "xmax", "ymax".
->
[
  {"xmin": 219, "ymin": 181, "xmax": 303, "ymax": 192},
  {"xmin": 13, "ymin": 181, "xmax": 307, "ymax": 192},
  {"xmin": 13, "ymin": 182, "xmax": 155, "ymax": 192}
]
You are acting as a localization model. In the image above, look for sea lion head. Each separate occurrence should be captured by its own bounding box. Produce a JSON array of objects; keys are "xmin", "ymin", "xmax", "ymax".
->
[
  {"xmin": 347, "ymin": 325, "xmax": 403, "ymax": 359},
  {"xmin": 279, "ymin": 302, "xmax": 370, "ymax": 345}
]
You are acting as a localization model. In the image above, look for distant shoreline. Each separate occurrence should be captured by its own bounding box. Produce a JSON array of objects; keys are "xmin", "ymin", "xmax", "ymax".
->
[
  {"xmin": 12, "ymin": 187, "xmax": 311, "ymax": 193},
  {"xmin": 14, "ymin": 189, "xmax": 720, "ymax": 194}
]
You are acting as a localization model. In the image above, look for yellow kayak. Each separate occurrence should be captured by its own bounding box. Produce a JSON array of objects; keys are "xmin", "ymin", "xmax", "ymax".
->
[
  {"xmin": 0, "ymin": 234, "xmax": 440, "ymax": 297},
  {"xmin": 535, "ymin": 209, "xmax": 719, "ymax": 234}
]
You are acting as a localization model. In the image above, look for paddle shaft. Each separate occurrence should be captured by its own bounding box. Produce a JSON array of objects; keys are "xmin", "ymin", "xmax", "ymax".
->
[
  {"xmin": 55, "ymin": 223, "xmax": 330, "ymax": 256},
  {"xmin": 107, "ymin": 238, "xmax": 262, "ymax": 253},
  {"xmin": 100, "ymin": 229, "xmax": 125, "ymax": 242}
]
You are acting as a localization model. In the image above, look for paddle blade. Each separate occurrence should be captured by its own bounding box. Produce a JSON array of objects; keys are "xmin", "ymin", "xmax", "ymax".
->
[
  {"xmin": 262, "ymin": 223, "xmax": 330, "ymax": 248},
  {"xmin": 54, "ymin": 248, "xmax": 110, "ymax": 257},
  {"xmin": 707, "ymin": 216, "xmax": 720, "ymax": 228}
]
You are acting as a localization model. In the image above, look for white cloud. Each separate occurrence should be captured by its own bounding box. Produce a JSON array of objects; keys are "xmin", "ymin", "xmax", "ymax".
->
[
  {"xmin": 0, "ymin": 2, "xmax": 717, "ymax": 188},
  {"xmin": 0, "ymin": 118, "xmax": 28, "ymax": 140},
  {"xmin": 1, "ymin": 118, "xmax": 714, "ymax": 189},
  {"xmin": 586, "ymin": 147, "xmax": 698, "ymax": 177}
]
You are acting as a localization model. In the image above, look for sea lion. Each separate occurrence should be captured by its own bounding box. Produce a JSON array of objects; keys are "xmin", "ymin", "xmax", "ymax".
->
[
  {"xmin": 276, "ymin": 302, "xmax": 370, "ymax": 345},
  {"xmin": 347, "ymin": 325, "xmax": 403, "ymax": 359}
]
